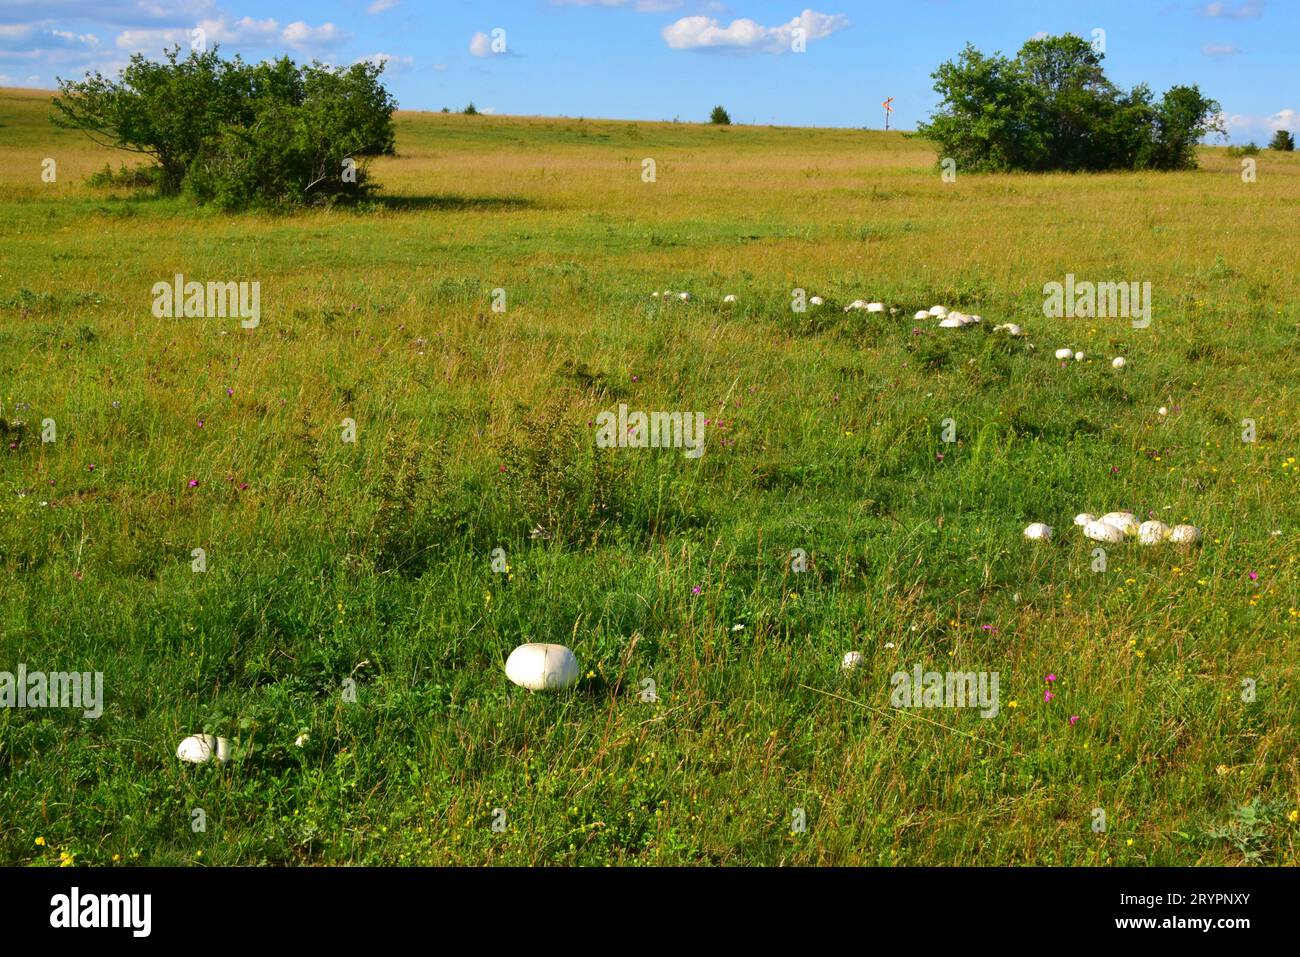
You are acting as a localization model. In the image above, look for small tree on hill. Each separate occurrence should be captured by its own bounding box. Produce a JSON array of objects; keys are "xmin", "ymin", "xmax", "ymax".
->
[
  {"xmin": 916, "ymin": 34, "xmax": 1222, "ymax": 172},
  {"xmin": 52, "ymin": 46, "xmax": 396, "ymax": 209},
  {"xmin": 1268, "ymin": 129, "xmax": 1295, "ymax": 151},
  {"xmin": 463, "ymin": 102, "xmax": 479, "ymax": 115},
  {"xmin": 710, "ymin": 105, "xmax": 731, "ymax": 126}
]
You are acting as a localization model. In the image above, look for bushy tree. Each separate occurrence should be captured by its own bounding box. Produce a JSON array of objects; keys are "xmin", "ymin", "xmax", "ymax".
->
[
  {"xmin": 1268, "ymin": 129, "xmax": 1295, "ymax": 151},
  {"xmin": 52, "ymin": 46, "xmax": 396, "ymax": 209},
  {"xmin": 710, "ymin": 105, "xmax": 731, "ymax": 126},
  {"xmin": 916, "ymin": 35, "xmax": 1222, "ymax": 172}
]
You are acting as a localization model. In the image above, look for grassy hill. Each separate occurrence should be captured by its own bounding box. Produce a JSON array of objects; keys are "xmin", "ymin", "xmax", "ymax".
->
[{"xmin": 0, "ymin": 84, "xmax": 1297, "ymax": 865}]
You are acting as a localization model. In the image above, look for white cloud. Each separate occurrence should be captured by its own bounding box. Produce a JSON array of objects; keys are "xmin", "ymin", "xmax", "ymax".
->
[
  {"xmin": 1199, "ymin": 1, "xmax": 1265, "ymax": 18},
  {"xmin": 0, "ymin": 72, "xmax": 45, "ymax": 87},
  {"xmin": 282, "ymin": 21, "xmax": 345, "ymax": 49},
  {"xmin": 114, "ymin": 16, "xmax": 347, "ymax": 54},
  {"xmin": 355, "ymin": 52, "xmax": 413, "ymax": 72},
  {"xmin": 1222, "ymin": 107, "xmax": 1297, "ymax": 141},
  {"xmin": 661, "ymin": 8, "xmax": 850, "ymax": 53},
  {"xmin": 367, "ymin": 0, "xmax": 401, "ymax": 12},
  {"xmin": 468, "ymin": 30, "xmax": 509, "ymax": 57},
  {"xmin": 1201, "ymin": 42, "xmax": 1240, "ymax": 55}
]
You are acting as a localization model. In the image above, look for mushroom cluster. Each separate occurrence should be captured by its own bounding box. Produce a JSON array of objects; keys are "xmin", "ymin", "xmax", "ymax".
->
[
  {"xmin": 918, "ymin": 305, "xmax": 982, "ymax": 329},
  {"xmin": 1074, "ymin": 511, "xmax": 1202, "ymax": 546}
]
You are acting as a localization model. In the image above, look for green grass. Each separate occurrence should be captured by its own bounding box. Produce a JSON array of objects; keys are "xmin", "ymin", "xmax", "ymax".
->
[{"xmin": 0, "ymin": 85, "xmax": 1297, "ymax": 866}]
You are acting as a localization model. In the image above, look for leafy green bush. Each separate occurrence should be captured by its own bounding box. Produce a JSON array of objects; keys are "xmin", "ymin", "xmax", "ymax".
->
[
  {"xmin": 710, "ymin": 105, "xmax": 731, "ymax": 126},
  {"xmin": 1266, "ymin": 130, "xmax": 1293, "ymax": 151},
  {"xmin": 52, "ymin": 47, "xmax": 396, "ymax": 210},
  {"xmin": 916, "ymin": 34, "xmax": 1222, "ymax": 172}
]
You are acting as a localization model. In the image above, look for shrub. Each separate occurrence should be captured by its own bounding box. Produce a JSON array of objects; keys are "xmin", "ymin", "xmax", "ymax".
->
[
  {"xmin": 1268, "ymin": 130, "xmax": 1295, "ymax": 152},
  {"xmin": 52, "ymin": 46, "xmax": 396, "ymax": 210},
  {"xmin": 463, "ymin": 102, "xmax": 479, "ymax": 115},
  {"xmin": 1226, "ymin": 142, "xmax": 1261, "ymax": 158},
  {"xmin": 710, "ymin": 105, "xmax": 731, "ymax": 126},
  {"xmin": 916, "ymin": 34, "xmax": 1222, "ymax": 172},
  {"xmin": 86, "ymin": 162, "xmax": 161, "ymax": 189}
]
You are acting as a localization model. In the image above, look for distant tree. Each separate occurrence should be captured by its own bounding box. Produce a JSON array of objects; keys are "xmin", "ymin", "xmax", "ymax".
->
[
  {"xmin": 710, "ymin": 105, "xmax": 731, "ymax": 126},
  {"xmin": 52, "ymin": 46, "xmax": 396, "ymax": 209},
  {"xmin": 441, "ymin": 106, "xmax": 450, "ymax": 113},
  {"xmin": 916, "ymin": 34, "xmax": 1222, "ymax": 172},
  {"xmin": 1226, "ymin": 141, "xmax": 1261, "ymax": 157},
  {"xmin": 463, "ymin": 102, "xmax": 479, "ymax": 115},
  {"xmin": 1268, "ymin": 129, "xmax": 1295, "ymax": 151}
]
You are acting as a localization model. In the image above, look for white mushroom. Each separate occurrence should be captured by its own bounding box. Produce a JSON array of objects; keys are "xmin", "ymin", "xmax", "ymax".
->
[
  {"xmin": 1138, "ymin": 520, "xmax": 1170, "ymax": 544},
  {"xmin": 1083, "ymin": 521, "xmax": 1125, "ymax": 543},
  {"xmin": 810, "ymin": 296, "xmax": 825, "ymax": 306},
  {"xmin": 993, "ymin": 323, "xmax": 1024, "ymax": 336},
  {"xmin": 1073, "ymin": 351, "xmax": 1085, "ymax": 362},
  {"xmin": 723, "ymin": 294, "xmax": 737, "ymax": 303},
  {"xmin": 938, "ymin": 316, "xmax": 965, "ymax": 328},
  {"xmin": 176, "ymin": 734, "xmax": 231, "ymax": 764},
  {"xmin": 1169, "ymin": 524, "xmax": 1203, "ymax": 545},
  {"xmin": 1158, "ymin": 406, "xmax": 1168, "ymax": 416},
  {"xmin": 505, "ymin": 643, "xmax": 581, "ymax": 691},
  {"xmin": 1074, "ymin": 513, "xmax": 1096, "ymax": 526},
  {"xmin": 1055, "ymin": 348, "xmax": 1074, "ymax": 360},
  {"xmin": 1023, "ymin": 523, "xmax": 1053, "ymax": 541},
  {"xmin": 842, "ymin": 651, "xmax": 865, "ymax": 671},
  {"xmin": 866, "ymin": 302, "xmax": 885, "ymax": 313},
  {"xmin": 914, "ymin": 310, "xmax": 931, "ymax": 321},
  {"xmin": 929, "ymin": 306, "xmax": 948, "ymax": 317},
  {"xmin": 1112, "ymin": 356, "xmax": 1127, "ymax": 368},
  {"xmin": 845, "ymin": 299, "xmax": 869, "ymax": 312},
  {"xmin": 1099, "ymin": 511, "xmax": 1139, "ymax": 536},
  {"xmin": 678, "ymin": 291, "xmax": 690, "ymax": 301}
]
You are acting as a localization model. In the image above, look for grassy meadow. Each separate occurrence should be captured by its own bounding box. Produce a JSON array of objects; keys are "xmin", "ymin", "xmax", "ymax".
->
[{"xmin": 0, "ymin": 84, "xmax": 1297, "ymax": 866}]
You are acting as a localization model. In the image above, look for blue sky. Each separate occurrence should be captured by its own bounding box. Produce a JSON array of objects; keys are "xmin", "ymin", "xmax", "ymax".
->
[{"xmin": 1, "ymin": 0, "xmax": 1294, "ymax": 142}]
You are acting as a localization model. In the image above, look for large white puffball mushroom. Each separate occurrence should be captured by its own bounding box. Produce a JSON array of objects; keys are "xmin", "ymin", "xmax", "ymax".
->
[
  {"xmin": 939, "ymin": 317, "xmax": 965, "ymax": 328},
  {"xmin": 810, "ymin": 296, "xmax": 825, "ymax": 306},
  {"xmin": 1138, "ymin": 520, "xmax": 1171, "ymax": 544},
  {"xmin": 845, "ymin": 299, "xmax": 868, "ymax": 312},
  {"xmin": 1158, "ymin": 406, "xmax": 1168, "ymax": 416},
  {"xmin": 1023, "ymin": 523, "xmax": 1053, "ymax": 541},
  {"xmin": 993, "ymin": 323, "xmax": 1024, "ymax": 336},
  {"xmin": 1100, "ymin": 512, "xmax": 1139, "ymax": 536},
  {"xmin": 1084, "ymin": 521, "xmax": 1126, "ymax": 544},
  {"xmin": 177, "ymin": 734, "xmax": 230, "ymax": 764},
  {"xmin": 1074, "ymin": 513, "xmax": 1096, "ymax": 527},
  {"xmin": 866, "ymin": 302, "xmax": 885, "ymax": 313},
  {"xmin": 842, "ymin": 651, "xmax": 865, "ymax": 671},
  {"xmin": 678, "ymin": 292, "xmax": 691, "ymax": 301},
  {"xmin": 1112, "ymin": 356, "xmax": 1127, "ymax": 369},
  {"xmin": 1074, "ymin": 351, "xmax": 1086, "ymax": 362},
  {"xmin": 928, "ymin": 306, "xmax": 948, "ymax": 317},
  {"xmin": 723, "ymin": 294, "xmax": 737, "ymax": 303},
  {"xmin": 1055, "ymin": 348, "xmax": 1074, "ymax": 360},
  {"xmin": 1169, "ymin": 524, "xmax": 1203, "ymax": 545},
  {"xmin": 505, "ymin": 643, "xmax": 581, "ymax": 691},
  {"xmin": 914, "ymin": 310, "xmax": 930, "ymax": 321}
]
